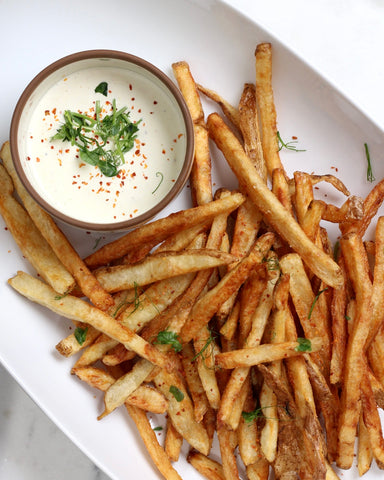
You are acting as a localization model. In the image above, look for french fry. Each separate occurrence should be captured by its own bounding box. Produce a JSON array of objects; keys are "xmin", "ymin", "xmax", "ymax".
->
[
  {"xmin": 181, "ymin": 232, "xmax": 275, "ymax": 342},
  {"xmin": 94, "ymin": 249, "xmax": 236, "ymax": 293},
  {"xmin": 125, "ymin": 404, "xmax": 183, "ymax": 480},
  {"xmin": 206, "ymin": 112, "xmax": 343, "ymax": 289},
  {"xmin": 255, "ymin": 43, "xmax": 285, "ymax": 178},
  {"xmin": 358, "ymin": 413, "xmax": 373, "ymax": 476},
  {"xmin": 84, "ymin": 191, "xmax": 245, "ymax": 268},
  {"xmin": 99, "ymin": 358, "xmax": 155, "ymax": 418},
  {"xmin": 272, "ymin": 167, "xmax": 293, "ymax": 213},
  {"xmin": 187, "ymin": 451, "xmax": 225, "ymax": 480},
  {"xmin": 191, "ymin": 124, "xmax": 213, "ymax": 206},
  {"xmin": 165, "ymin": 418, "xmax": 184, "ymax": 463},
  {"xmin": 337, "ymin": 232, "xmax": 373, "ymax": 469},
  {"xmin": 197, "ymin": 83, "xmax": 240, "ymax": 129},
  {"xmin": 215, "ymin": 338, "xmax": 322, "ymax": 369},
  {"xmin": 8, "ymin": 272, "xmax": 175, "ymax": 372},
  {"xmin": 217, "ymin": 423, "xmax": 240, "ymax": 480},
  {"xmin": 238, "ymin": 82, "xmax": 266, "ymax": 182},
  {"xmin": 0, "ymin": 142, "xmax": 114, "ymax": 311},
  {"xmin": 172, "ymin": 61, "xmax": 205, "ymax": 125},
  {"xmin": 153, "ymin": 368, "xmax": 210, "ymax": 455},
  {"xmin": 0, "ymin": 162, "xmax": 75, "ymax": 295}
]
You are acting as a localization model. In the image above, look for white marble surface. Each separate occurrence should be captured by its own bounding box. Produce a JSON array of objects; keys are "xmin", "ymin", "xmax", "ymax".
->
[{"xmin": 1, "ymin": 1, "xmax": 384, "ymax": 479}]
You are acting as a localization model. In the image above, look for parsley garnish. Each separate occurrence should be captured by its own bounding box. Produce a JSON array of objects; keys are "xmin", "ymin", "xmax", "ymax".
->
[
  {"xmin": 242, "ymin": 407, "xmax": 265, "ymax": 423},
  {"xmin": 153, "ymin": 426, "xmax": 163, "ymax": 431},
  {"xmin": 95, "ymin": 81, "xmax": 109, "ymax": 96},
  {"xmin": 308, "ymin": 288, "xmax": 328, "ymax": 319},
  {"xmin": 365, "ymin": 143, "xmax": 375, "ymax": 183},
  {"xmin": 277, "ymin": 131, "xmax": 306, "ymax": 152},
  {"xmin": 74, "ymin": 326, "xmax": 88, "ymax": 345},
  {"xmin": 51, "ymin": 98, "xmax": 140, "ymax": 177},
  {"xmin": 295, "ymin": 337, "xmax": 312, "ymax": 352},
  {"xmin": 169, "ymin": 385, "xmax": 184, "ymax": 402},
  {"xmin": 154, "ymin": 329, "xmax": 182, "ymax": 352}
]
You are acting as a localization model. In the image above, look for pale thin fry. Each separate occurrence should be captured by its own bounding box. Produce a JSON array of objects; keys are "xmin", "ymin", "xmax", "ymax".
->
[
  {"xmin": 238, "ymin": 383, "xmax": 260, "ymax": 466},
  {"xmin": 8, "ymin": 272, "xmax": 175, "ymax": 372},
  {"xmin": 271, "ymin": 167, "xmax": 293, "ymax": 213},
  {"xmin": 99, "ymin": 358, "xmax": 155, "ymax": 418},
  {"xmin": 72, "ymin": 334, "xmax": 121, "ymax": 369},
  {"xmin": 206, "ymin": 112, "xmax": 343, "ymax": 289},
  {"xmin": 0, "ymin": 162, "xmax": 74, "ymax": 295},
  {"xmin": 125, "ymin": 404, "xmax": 183, "ymax": 480},
  {"xmin": 84, "ymin": 191, "xmax": 245, "ymax": 268},
  {"xmin": 153, "ymin": 368, "xmax": 210, "ymax": 455},
  {"xmin": 180, "ymin": 232, "xmax": 275, "ymax": 342},
  {"xmin": 337, "ymin": 232, "xmax": 373, "ymax": 469},
  {"xmin": 246, "ymin": 461, "xmax": 269, "ymax": 480},
  {"xmin": 187, "ymin": 451, "xmax": 225, "ymax": 480},
  {"xmin": 172, "ymin": 61, "xmax": 204, "ymax": 125},
  {"xmin": 321, "ymin": 196, "xmax": 364, "ymax": 224},
  {"xmin": 287, "ymin": 173, "xmax": 351, "ymax": 197},
  {"xmin": 220, "ymin": 300, "xmax": 240, "ymax": 340},
  {"xmin": 197, "ymin": 83, "xmax": 240, "ymax": 128},
  {"xmin": 255, "ymin": 43, "xmax": 285, "ymax": 178},
  {"xmin": 217, "ymin": 423, "xmax": 240, "ymax": 480},
  {"xmin": 215, "ymin": 338, "xmax": 322, "ymax": 369},
  {"xmin": 94, "ymin": 249, "xmax": 236, "ymax": 293},
  {"xmin": 181, "ymin": 342, "xmax": 209, "ymax": 423},
  {"xmin": 0, "ymin": 142, "xmax": 113, "ymax": 311},
  {"xmin": 165, "ymin": 417, "xmax": 183, "ymax": 463},
  {"xmin": 239, "ymin": 82, "xmax": 267, "ymax": 182}
]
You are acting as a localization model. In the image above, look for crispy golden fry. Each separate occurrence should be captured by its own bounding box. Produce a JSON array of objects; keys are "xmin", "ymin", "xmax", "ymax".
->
[
  {"xmin": 246, "ymin": 461, "xmax": 270, "ymax": 480},
  {"xmin": 361, "ymin": 372, "xmax": 384, "ymax": 465},
  {"xmin": 165, "ymin": 417, "xmax": 183, "ymax": 463},
  {"xmin": 197, "ymin": 83, "xmax": 240, "ymax": 129},
  {"xmin": 84, "ymin": 191, "xmax": 245, "ymax": 268},
  {"xmin": 172, "ymin": 61, "xmax": 205, "ymax": 125},
  {"xmin": 125, "ymin": 404, "xmax": 183, "ymax": 480},
  {"xmin": 56, "ymin": 323, "xmax": 101, "ymax": 358},
  {"xmin": 206, "ymin": 112, "xmax": 343, "ymax": 289},
  {"xmin": 187, "ymin": 451, "xmax": 225, "ymax": 480},
  {"xmin": 181, "ymin": 232, "xmax": 275, "ymax": 342},
  {"xmin": 217, "ymin": 423, "xmax": 240, "ymax": 480},
  {"xmin": 220, "ymin": 300, "xmax": 240, "ymax": 340},
  {"xmin": 0, "ymin": 142, "xmax": 113, "ymax": 311},
  {"xmin": 330, "ymin": 256, "xmax": 348, "ymax": 386},
  {"xmin": 239, "ymin": 83, "xmax": 267, "ymax": 182},
  {"xmin": 272, "ymin": 167, "xmax": 293, "ymax": 213},
  {"xmin": 94, "ymin": 249, "xmax": 236, "ymax": 293},
  {"xmin": 337, "ymin": 233, "xmax": 373, "ymax": 469},
  {"xmin": 279, "ymin": 253, "xmax": 331, "ymax": 376},
  {"xmin": 181, "ymin": 342, "xmax": 209, "ymax": 423},
  {"xmin": 0, "ymin": 162, "xmax": 75, "ymax": 295},
  {"xmin": 358, "ymin": 413, "xmax": 373, "ymax": 476},
  {"xmin": 321, "ymin": 195, "xmax": 364, "ymax": 224},
  {"xmin": 215, "ymin": 338, "xmax": 322, "ymax": 369},
  {"xmin": 8, "ymin": 272, "xmax": 174, "ymax": 372},
  {"xmin": 191, "ymin": 124, "xmax": 213, "ymax": 206},
  {"xmin": 340, "ymin": 177, "xmax": 384, "ymax": 237},
  {"xmin": 287, "ymin": 173, "xmax": 351, "ymax": 197},
  {"xmin": 255, "ymin": 43, "xmax": 285, "ymax": 178}
]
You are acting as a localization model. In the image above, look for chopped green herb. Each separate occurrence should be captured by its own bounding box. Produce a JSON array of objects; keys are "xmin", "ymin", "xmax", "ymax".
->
[
  {"xmin": 295, "ymin": 337, "xmax": 312, "ymax": 352},
  {"xmin": 152, "ymin": 171, "xmax": 164, "ymax": 194},
  {"xmin": 93, "ymin": 236, "xmax": 103, "ymax": 250},
  {"xmin": 277, "ymin": 131, "xmax": 306, "ymax": 152},
  {"xmin": 242, "ymin": 407, "xmax": 265, "ymax": 423},
  {"xmin": 74, "ymin": 326, "xmax": 88, "ymax": 346},
  {"xmin": 154, "ymin": 329, "xmax": 182, "ymax": 352},
  {"xmin": 51, "ymin": 98, "xmax": 141, "ymax": 177},
  {"xmin": 308, "ymin": 288, "xmax": 328, "ymax": 319},
  {"xmin": 169, "ymin": 385, "xmax": 184, "ymax": 402},
  {"xmin": 263, "ymin": 256, "xmax": 280, "ymax": 271},
  {"xmin": 95, "ymin": 81, "xmax": 109, "ymax": 96},
  {"xmin": 153, "ymin": 426, "xmax": 163, "ymax": 431},
  {"xmin": 365, "ymin": 143, "xmax": 375, "ymax": 183},
  {"xmin": 345, "ymin": 315, "xmax": 351, "ymax": 321}
]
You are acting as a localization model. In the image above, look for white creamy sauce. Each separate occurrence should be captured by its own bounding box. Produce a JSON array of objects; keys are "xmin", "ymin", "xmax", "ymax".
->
[{"xmin": 19, "ymin": 64, "xmax": 187, "ymax": 224}]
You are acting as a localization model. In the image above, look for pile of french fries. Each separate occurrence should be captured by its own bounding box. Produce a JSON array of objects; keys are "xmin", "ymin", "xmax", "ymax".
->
[{"xmin": 2, "ymin": 42, "xmax": 384, "ymax": 480}]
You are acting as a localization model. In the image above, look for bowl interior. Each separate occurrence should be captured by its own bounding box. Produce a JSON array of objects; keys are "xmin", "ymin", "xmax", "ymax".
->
[{"xmin": 11, "ymin": 51, "xmax": 194, "ymax": 231}]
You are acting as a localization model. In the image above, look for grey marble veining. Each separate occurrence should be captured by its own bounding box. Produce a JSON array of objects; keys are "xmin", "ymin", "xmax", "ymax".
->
[{"xmin": 0, "ymin": 364, "xmax": 110, "ymax": 480}]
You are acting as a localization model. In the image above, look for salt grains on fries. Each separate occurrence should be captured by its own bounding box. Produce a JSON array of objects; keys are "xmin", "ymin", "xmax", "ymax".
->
[{"xmin": 4, "ymin": 41, "xmax": 384, "ymax": 480}]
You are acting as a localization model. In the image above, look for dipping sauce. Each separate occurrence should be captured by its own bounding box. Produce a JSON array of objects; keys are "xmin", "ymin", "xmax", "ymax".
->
[{"xmin": 17, "ymin": 59, "xmax": 188, "ymax": 225}]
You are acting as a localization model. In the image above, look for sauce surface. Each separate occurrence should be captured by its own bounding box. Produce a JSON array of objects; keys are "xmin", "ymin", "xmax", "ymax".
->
[{"xmin": 18, "ymin": 64, "xmax": 187, "ymax": 224}]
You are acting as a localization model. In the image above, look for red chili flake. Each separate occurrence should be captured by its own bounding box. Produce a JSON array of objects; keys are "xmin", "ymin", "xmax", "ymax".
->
[
  {"xmin": 131, "ymin": 172, "xmax": 136, "ymax": 178},
  {"xmin": 26, "ymin": 156, "xmax": 31, "ymax": 161},
  {"xmin": 292, "ymin": 136, "xmax": 298, "ymax": 140},
  {"xmin": 135, "ymin": 149, "xmax": 140, "ymax": 155},
  {"xmin": 131, "ymin": 97, "xmax": 135, "ymax": 101},
  {"xmin": 52, "ymin": 108, "xmax": 57, "ymax": 115},
  {"xmin": 65, "ymin": 149, "xmax": 70, "ymax": 153},
  {"xmin": 129, "ymin": 84, "xmax": 133, "ymax": 90},
  {"xmin": 153, "ymin": 100, "xmax": 158, "ymax": 105},
  {"xmin": 51, "ymin": 145, "xmax": 54, "ymax": 150},
  {"xmin": 72, "ymin": 181, "xmax": 77, "ymax": 185},
  {"xmin": 138, "ymin": 109, "xmax": 142, "ymax": 113},
  {"xmin": 162, "ymin": 149, "xmax": 166, "ymax": 154},
  {"xmin": 36, "ymin": 157, "xmax": 40, "ymax": 162},
  {"xmin": 178, "ymin": 133, "xmax": 183, "ymax": 139},
  {"xmin": 142, "ymin": 154, "xmax": 147, "ymax": 160},
  {"xmin": 45, "ymin": 110, "xmax": 50, "ymax": 116},
  {"xmin": 41, "ymin": 139, "xmax": 44, "ymax": 143}
]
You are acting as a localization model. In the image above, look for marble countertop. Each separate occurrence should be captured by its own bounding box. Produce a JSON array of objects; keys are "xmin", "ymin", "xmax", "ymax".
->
[{"xmin": 1, "ymin": 1, "xmax": 384, "ymax": 479}]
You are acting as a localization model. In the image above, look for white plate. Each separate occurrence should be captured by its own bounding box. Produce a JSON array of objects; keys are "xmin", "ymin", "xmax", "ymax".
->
[{"xmin": 1, "ymin": 1, "xmax": 384, "ymax": 479}]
